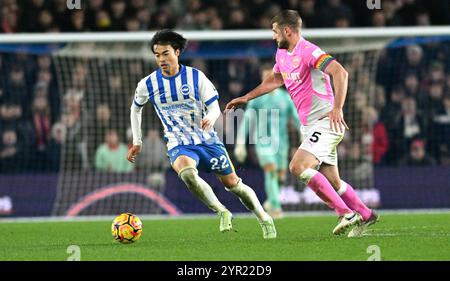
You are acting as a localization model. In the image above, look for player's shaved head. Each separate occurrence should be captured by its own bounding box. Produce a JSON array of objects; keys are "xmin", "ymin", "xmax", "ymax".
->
[
  {"xmin": 150, "ymin": 29, "xmax": 188, "ymax": 54},
  {"xmin": 271, "ymin": 10, "xmax": 302, "ymax": 33}
]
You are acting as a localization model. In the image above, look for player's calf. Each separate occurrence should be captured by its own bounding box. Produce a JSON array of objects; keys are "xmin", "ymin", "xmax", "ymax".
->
[{"xmin": 178, "ymin": 167, "xmax": 227, "ymax": 214}]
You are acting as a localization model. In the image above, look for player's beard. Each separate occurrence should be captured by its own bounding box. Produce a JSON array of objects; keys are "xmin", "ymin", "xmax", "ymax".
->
[{"xmin": 276, "ymin": 35, "xmax": 289, "ymax": 50}]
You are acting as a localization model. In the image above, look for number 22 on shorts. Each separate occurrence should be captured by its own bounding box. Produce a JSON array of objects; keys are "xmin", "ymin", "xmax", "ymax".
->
[{"xmin": 210, "ymin": 155, "xmax": 230, "ymax": 171}]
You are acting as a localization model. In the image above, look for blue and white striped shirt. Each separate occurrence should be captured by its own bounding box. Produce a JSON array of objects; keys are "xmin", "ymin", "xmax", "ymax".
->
[{"xmin": 132, "ymin": 64, "xmax": 220, "ymax": 150}]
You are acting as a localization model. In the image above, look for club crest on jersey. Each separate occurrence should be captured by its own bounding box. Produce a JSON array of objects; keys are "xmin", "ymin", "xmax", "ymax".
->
[
  {"xmin": 292, "ymin": 57, "xmax": 300, "ymax": 68},
  {"xmin": 180, "ymin": 84, "xmax": 192, "ymax": 96}
]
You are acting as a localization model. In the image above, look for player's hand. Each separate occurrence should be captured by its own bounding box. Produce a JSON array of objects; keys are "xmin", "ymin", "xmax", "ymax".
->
[
  {"xmin": 224, "ymin": 96, "xmax": 248, "ymax": 112},
  {"xmin": 200, "ymin": 117, "xmax": 214, "ymax": 130},
  {"xmin": 127, "ymin": 145, "xmax": 142, "ymax": 163},
  {"xmin": 234, "ymin": 144, "xmax": 247, "ymax": 163},
  {"xmin": 327, "ymin": 107, "xmax": 349, "ymax": 133}
]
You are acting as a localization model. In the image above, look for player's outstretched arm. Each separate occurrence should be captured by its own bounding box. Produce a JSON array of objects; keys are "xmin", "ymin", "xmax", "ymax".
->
[
  {"xmin": 224, "ymin": 71, "xmax": 283, "ymax": 111},
  {"xmin": 324, "ymin": 60, "xmax": 350, "ymax": 133},
  {"xmin": 128, "ymin": 105, "xmax": 143, "ymax": 163}
]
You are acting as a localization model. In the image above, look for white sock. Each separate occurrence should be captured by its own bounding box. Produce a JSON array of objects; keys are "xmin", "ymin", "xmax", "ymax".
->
[
  {"xmin": 226, "ymin": 178, "xmax": 271, "ymax": 222},
  {"xmin": 179, "ymin": 167, "xmax": 227, "ymax": 213}
]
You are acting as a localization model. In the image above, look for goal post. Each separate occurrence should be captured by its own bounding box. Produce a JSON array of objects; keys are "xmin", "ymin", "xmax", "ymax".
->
[{"xmin": 0, "ymin": 27, "xmax": 449, "ymax": 217}]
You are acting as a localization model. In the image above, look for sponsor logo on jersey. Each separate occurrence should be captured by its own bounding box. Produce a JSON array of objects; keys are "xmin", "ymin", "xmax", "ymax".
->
[{"xmin": 281, "ymin": 72, "xmax": 302, "ymax": 83}]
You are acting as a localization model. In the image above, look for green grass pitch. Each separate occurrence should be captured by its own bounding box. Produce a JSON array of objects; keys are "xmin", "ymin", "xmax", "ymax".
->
[{"xmin": 1, "ymin": 212, "xmax": 449, "ymax": 261}]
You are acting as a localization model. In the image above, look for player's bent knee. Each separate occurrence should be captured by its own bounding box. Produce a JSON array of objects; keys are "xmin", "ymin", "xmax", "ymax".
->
[
  {"xmin": 172, "ymin": 156, "xmax": 196, "ymax": 174},
  {"xmin": 178, "ymin": 167, "xmax": 199, "ymax": 187},
  {"xmin": 218, "ymin": 173, "xmax": 240, "ymax": 189},
  {"xmin": 289, "ymin": 162, "xmax": 306, "ymax": 177}
]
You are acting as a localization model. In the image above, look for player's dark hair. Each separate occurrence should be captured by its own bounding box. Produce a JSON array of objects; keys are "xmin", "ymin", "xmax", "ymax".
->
[
  {"xmin": 271, "ymin": 10, "xmax": 302, "ymax": 32},
  {"xmin": 150, "ymin": 29, "xmax": 188, "ymax": 54}
]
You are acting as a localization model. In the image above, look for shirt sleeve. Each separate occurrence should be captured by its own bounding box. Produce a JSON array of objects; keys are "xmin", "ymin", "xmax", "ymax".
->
[
  {"xmin": 305, "ymin": 44, "xmax": 336, "ymax": 72},
  {"xmin": 198, "ymin": 71, "xmax": 219, "ymax": 107},
  {"xmin": 132, "ymin": 80, "xmax": 149, "ymax": 108},
  {"xmin": 130, "ymin": 80, "xmax": 148, "ymax": 146},
  {"xmin": 273, "ymin": 61, "xmax": 281, "ymax": 74}
]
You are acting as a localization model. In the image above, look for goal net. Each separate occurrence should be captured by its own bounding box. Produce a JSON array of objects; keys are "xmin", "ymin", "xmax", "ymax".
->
[{"xmin": 1, "ymin": 28, "xmax": 449, "ymax": 217}]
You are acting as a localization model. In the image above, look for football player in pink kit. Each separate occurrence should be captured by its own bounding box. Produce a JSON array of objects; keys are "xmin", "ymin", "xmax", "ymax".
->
[{"xmin": 226, "ymin": 10, "xmax": 379, "ymax": 237}]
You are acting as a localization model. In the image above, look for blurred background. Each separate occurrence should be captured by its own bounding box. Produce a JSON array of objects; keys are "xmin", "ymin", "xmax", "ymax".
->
[{"xmin": 0, "ymin": 0, "xmax": 449, "ymax": 218}]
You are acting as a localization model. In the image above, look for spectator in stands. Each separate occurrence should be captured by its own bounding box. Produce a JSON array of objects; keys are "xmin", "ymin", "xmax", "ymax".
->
[
  {"xmin": 36, "ymin": 10, "xmax": 55, "ymax": 32},
  {"xmin": 374, "ymin": 85, "xmax": 386, "ymax": 113},
  {"xmin": 318, "ymin": 0, "xmax": 353, "ymax": 28},
  {"xmin": 403, "ymin": 72, "xmax": 426, "ymax": 105},
  {"xmin": 298, "ymin": 0, "xmax": 320, "ymax": 28},
  {"xmin": 136, "ymin": 129, "xmax": 169, "ymax": 171},
  {"xmin": 0, "ymin": 129, "xmax": 23, "ymax": 172},
  {"xmin": 136, "ymin": 8, "xmax": 151, "ymax": 30},
  {"xmin": 209, "ymin": 16, "xmax": 223, "ymax": 30},
  {"xmin": 31, "ymin": 95, "xmax": 52, "ymax": 154},
  {"xmin": 71, "ymin": 63, "xmax": 88, "ymax": 91},
  {"xmin": 51, "ymin": 0, "xmax": 71, "ymax": 31},
  {"xmin": 371, "ymin": 10, "xmax": 386, "ymax": 27},
  {"xmin": 5, "ymin": 66, "xmax": 28, "ymax": 107},
  {"xmin": 94, "ymin": 10, "xmax": 112, "ymax": 31},
  {"xmin": 46, "ymin": 122, "xmax": 66, "ymax": 172},
  {"xmin": 88, "ymin": 103, "xmax": 114, "ymax": 160},
  {"xmin": 68, "ymin": 10, "xmax": 86, "ymax": 32},
  {"xmin": 0, "ymin": 99, "xmax": 33, "ymax": 138},
  {"xmin": 95, "ymin": 129, "xmax": 133, "ymax": 173},
  {"xmin": 125, "ymin": 17, "xmax": 140, "ymax": 31},
  {"xmin": 398, "ymin": 138, "xmax": 437, "ymax": 166},
  {"xmin": 149, "ymin": 4, "xmax": 177, "ymax": 30},
  {"xmin": 389, "ymin": 97, "xmax": 425, "ymax": 163},
  {"xmin": 401, "ymin": 45, "xmax": 425, "ymax": 80},
  {"xmin": 109, "ymin": 0, "xmax": 126, "ymax": 31},
  {"xmin": 426, "ymin": 61, "xmax": 446, "ymax": 86},
  {"xmin": 446, "ymin": 73, "xmax": 450, "ymax": 93},
  {"xmin": 0, "ymin": 0, "xmax": 448, "ymax": 33},
  {"xmin": 20, "ymin": 0, "xmax": 47, "ymax": 32},
  {"xmin": 424, "ymin": 83, "xmax": 448, "ymax": 161},
  {"xmin": 435, "ymin": 95, "xmax": 450, "ymax": 165},
  {"xmin": 380, "ymin": 0, "xmax": 403, "ymax": 26},
  {"xmin": 84, "ymin": 0, "xmax": 105, "ymax": 30},
  {"xmin": 61, "ymin": 90, "xmax": 89, "ymax": 170},
  {"xmin": 395, "ymin": 0, "xmax": 421, "ymax": 26},
  {"xmin": 366, "ymin": 107, "xmax": 389, "ymax": 165}
]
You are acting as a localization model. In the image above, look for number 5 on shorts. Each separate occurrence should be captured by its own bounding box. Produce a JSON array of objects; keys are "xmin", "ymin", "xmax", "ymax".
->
[{"xmin": 309, "ymin": 131, "xmax": 322, "ymax": 143}]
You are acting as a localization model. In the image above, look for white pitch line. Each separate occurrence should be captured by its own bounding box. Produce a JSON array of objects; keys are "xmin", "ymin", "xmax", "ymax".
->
[{"xmin": 0, "ymin": 209, "xmax": 449, "ymax": 223}]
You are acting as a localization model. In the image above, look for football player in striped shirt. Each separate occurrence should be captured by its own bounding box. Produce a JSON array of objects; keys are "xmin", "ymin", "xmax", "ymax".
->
[{"xmin": 127, "ymin": 30, "xmax": 276, "ymax": 239}]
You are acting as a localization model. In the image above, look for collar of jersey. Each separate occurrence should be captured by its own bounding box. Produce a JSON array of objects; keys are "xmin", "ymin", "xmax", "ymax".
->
[
  {"xmin": 286, "ymin": 37, "xmax": 303, "ymax": 56},
  {"xmin": 157, "ymin": 64, "xmax": 186, "ymax": 80}
]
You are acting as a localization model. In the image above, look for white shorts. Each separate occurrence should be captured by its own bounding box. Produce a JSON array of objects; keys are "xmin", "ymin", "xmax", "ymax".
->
[{"xmin": 299, "ymin": 117, "xmax": 345, "ymax": 166}]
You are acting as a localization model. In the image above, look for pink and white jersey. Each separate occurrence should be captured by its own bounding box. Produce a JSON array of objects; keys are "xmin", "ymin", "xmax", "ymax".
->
[{"xmin": 273, "ymin": 37, "xmax": 336, "ymax": 126}]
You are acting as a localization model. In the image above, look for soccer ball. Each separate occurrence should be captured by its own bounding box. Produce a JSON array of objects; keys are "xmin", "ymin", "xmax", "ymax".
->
[{"xmin": 111, "ymin": 213, "xmax": 143, "ymax": 244}]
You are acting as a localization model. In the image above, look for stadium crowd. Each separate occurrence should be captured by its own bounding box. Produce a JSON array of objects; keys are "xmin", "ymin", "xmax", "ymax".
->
[
  {"xmin": 0, "ymin": 0, "xmax": 450, "ymax": 173},
  {"xmin": 1, "ymin": 0, "xmax": 449, "ymax": 32}
]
